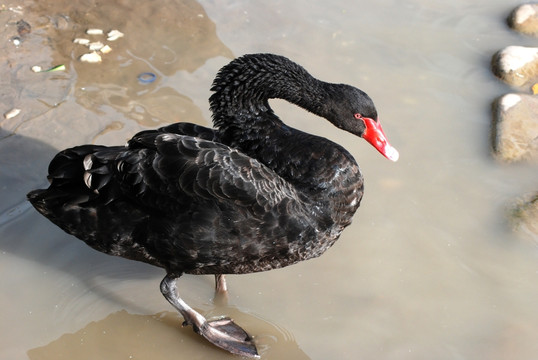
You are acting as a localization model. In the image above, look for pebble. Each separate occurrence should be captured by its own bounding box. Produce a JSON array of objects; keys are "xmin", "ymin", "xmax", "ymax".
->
[
  {"xmin": 31, "ymin": 65, "xmax": 42, "ymax": 73},
  {"xmin": 508, "ymin": 3, "xmax": 538, "ymax": 36},
  {"xmin": 50, "ymin": 14, "xmax": 70, "ymax": 30},
  {"xmin": 16, "ymin": 19, "xmax": 31, "ymax": 36},
  {"xmin": 79, "ymin": 52, "xmax": 102, "ymax": 63},
  {"xmin": 100, "ymin": 45, "xmax": 112, "ymax": 54},
  {"xmin": 491, "ymin": 46, "xmax": 538, "ymax": 87},
  {"xmin": 86, "ymin": 28, "xmax": 103, "ymax": 35},
  {"xmin": 511, "ymin": 193, "xmax": 538, "ymax": 241},
  {"xmin": 88, "ymin": 41, "xmax": 104, "ymax": 51},
  {"xmin": 73, "ymin": 38, "xmax": 90, "ymax": 45},
  {"xmin": 107, "ymin": 29, "xmax": 124, "ymax": 41},
  {"xmin": 4, "ymin": 108, "xmax": 21, "ymax": 119},
  {"xmin": 491, "ymin": 93, "xmax": 538, "ymax": 162}
]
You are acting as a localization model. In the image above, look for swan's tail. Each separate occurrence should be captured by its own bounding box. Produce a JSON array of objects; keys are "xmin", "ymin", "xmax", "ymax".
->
[{"xmin": 27, "ymin": 145, "xmax": 110, "ymax": 221}]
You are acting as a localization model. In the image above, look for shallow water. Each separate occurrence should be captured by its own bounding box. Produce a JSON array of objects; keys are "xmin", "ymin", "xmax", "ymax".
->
[{"xmin": 1, "ymin": 0, "xmax": 537, "ymax": 359}]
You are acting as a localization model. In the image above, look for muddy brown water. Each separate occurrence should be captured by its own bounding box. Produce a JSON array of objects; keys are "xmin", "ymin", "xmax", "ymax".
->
[{"xmin": 1, "ymin": 0, "xmax": 538, "ymax": 359}]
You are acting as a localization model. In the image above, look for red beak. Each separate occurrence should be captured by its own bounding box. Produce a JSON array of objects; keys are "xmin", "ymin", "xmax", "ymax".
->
[{"xmin": 362, "ymin": 117, "xmax": 399, "ymax": 161}]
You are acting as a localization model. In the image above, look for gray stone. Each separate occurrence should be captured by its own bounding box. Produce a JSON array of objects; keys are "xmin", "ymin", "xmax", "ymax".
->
[
  {"xmin": 511, "ymin": 192, "xmax": 538, "ymax": 241},
  {"xmin": 508, "ymin": 3, "xmax": 538, "ymax": 36},
  {"xmin": 491, "ymin": 46, "xmax": 538, "ymax": 87},
  {"xmin": 491, "ymin": 93, "xmax": 538, "ymax": 162}
]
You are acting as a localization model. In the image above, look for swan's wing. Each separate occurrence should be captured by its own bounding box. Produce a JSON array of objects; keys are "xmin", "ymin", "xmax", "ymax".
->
[
  {"xmin": 127, "ymin": 122, "xmax": 217, "ymax": 150},
  {"xmin": 34, "ymin": 131, "xmax": 320, "ymax": 272},
  {"xmin": 83, "ymin": 133, "xmax": 298, "ymax": 214}
]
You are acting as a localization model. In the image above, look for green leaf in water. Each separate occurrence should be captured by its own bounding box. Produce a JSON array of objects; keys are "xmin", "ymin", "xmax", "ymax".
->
[{"xmin": 44, "ymin": 64, "xmax": 66, "ymax": 72}]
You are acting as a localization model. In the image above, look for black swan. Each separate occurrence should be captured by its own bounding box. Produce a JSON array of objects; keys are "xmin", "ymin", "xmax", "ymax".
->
[{"xmin": 27, "ymin": 54, "xmax": 398, "ymax": 357}]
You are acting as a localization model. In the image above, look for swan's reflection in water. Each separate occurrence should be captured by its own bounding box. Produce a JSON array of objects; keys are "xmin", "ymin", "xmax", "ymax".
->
[{"xmin": 28, "ymin": 306, "xmax": 310, "ymax": 359}]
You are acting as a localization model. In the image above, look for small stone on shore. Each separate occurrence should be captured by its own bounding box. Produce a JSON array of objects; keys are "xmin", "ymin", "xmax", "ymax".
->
[
  {"xmin": 107, "ymin": 30, "xmax": 124, "ymax": 41},
  {"xmin": 16, "ymin": 20, "xmax": 31, "ymax": 36},
  {"xmin": 508, "ymin": 3, "xmax": 538, "ymax": 36},
  {"xmin": 86, "ymin": 28, "xmax": 103, "ymax": 35},
  {"xmin": 79, "ymin": 52, "xmax": 102, "ymax": 63},
  {"xmin": 510, "ymin": 192, "xmax": 538, "ymax": 241},
  {"xmin": 491, "ymin": 46, "xmax": 538, "ymax": 87},
  {"xmin": 491, "ymin": 93, "xmax": 538, "ymax": 162},
  {"xmin": 100, "ymin": 45, "xmax": 112, "ymax": 54},
  {"xmin": 88, "ymin": 41, "xmax": 104, "ymax": 51},
  {"xmin": 4, "ymin": 108, "xmax": 21, "ymax": 119},
  {"xmin": 73, "ymin": 38, "xmax": 90, "ymax": 45}
]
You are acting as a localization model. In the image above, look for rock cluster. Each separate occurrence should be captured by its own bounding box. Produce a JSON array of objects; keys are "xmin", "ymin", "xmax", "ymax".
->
[{"xmin": 491, "ymin": 4, "xmax": 538, "ymax": 240}]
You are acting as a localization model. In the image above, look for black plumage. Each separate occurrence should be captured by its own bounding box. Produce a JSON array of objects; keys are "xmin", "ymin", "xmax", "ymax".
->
[{"xmin": 27, "ymin": 54, "xmax": 397, "ymax": 357}]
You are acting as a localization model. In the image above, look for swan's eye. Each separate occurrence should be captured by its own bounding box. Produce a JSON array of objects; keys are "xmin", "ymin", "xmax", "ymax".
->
[{"xmin": 354, "ymin": 113, "xmax": 362, "ymax": 120}]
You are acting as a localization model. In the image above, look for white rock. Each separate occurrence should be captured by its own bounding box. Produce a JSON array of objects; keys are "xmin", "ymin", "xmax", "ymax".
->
[
  {"xmin": 4, "ymin": 108, "xmax": 21, "ymax": 119},
  {"xmin": 498, "ymin": 46, "xmax": 538, "ymax": 71},
  {"xmin": 86, "ymin": 28, "xmax": 104, "ymax": 35},
  {"xmin": 88, "ymin": 41, "xmax": 104, "ymax": 51},
  {"xmin": 499, "ymin": 93, "xmax": 521, "ymax": 111},
  {"xmin": 80, "ymin": 52, "xmax": 102, "ymax": 63},
  {"xmin": 492, "ymin": 94, "xmax": 538, "ymax": 162},
  {"xmin": 491, "ymin": 46, "xmax": 538, "ymax": 87},
  {"xmin": 107, "ymin": 30, "xmax": 124, "ymax": 41},
  {"xmin": 73, "ymin": 38, "xmax": 90, "ymax": 45},
  {"xmin": 100, "ymin": 45, "xmax": 112, "ymax": 54},
  {"xmin": 513, "ymin": 4, "xmax": 536, "ymax": 24},
  {"xmin": 31, "ymin": 65, "xmax": 42, "ymax": 73},
  {"xmin": 508, "ymin": 4, "xmax": 538, "ymax": 36}
]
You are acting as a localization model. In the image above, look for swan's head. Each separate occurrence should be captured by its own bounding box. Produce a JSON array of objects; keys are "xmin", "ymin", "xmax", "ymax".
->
[{"xmin": 327, "ymin": 85, "xmax": 399, "ymax": 162}]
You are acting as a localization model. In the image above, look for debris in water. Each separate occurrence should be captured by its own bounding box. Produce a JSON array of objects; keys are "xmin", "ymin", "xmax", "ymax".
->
[
  {"xmin": 100, "ymin": 45, "xmax": 112, "ymax": 54},
  {"xmin": 31, "ymin": 64, "xmax": 66, "ymax": 73},
  {"xmin": 73, "ymin": 38, "xmax": 90, "ymax": 45},
  {"xmin": 16, "ymin": 20, "xmax": 31, "ymax": 36},
  {"xmin": 74, "ymin": 28, "xmax": 121, "ymax": 60},
  {"xmin": 138, "ymin": 72, "xmax": 157, "ymax": 84},
  {"xmin": 107, "ymin": 29, "xmax": 124, "ymax": 41},
  {"xmin": 88, "ymin": 41, "xmax": 104, "ymax": 51},
  {"xmin": 86, "ymin": 28, "xmax": 103, "ymax": 35},
  {"xmin": 44, "ymin": 64, "xmax": 66, "ymax": 72},
  {"xmin": 4, "ymin": 108, "xmax": 21, "ymax": 120},
  {"xmin": 80, "ymin": 52, "xmax": 102, "ymax": 63}
]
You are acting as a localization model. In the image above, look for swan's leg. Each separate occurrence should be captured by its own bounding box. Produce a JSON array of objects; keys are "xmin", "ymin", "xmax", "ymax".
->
[
  {"xmin": 215, "ymin": 274, "xmax": 227, "ymax": 293},
  {"xmin": 160, "ymin": 273, "xmax": 258, "ymax": 358},
  {"xmin": 214, "ymin": 274, "xmax": 229, "ymax": 306}
]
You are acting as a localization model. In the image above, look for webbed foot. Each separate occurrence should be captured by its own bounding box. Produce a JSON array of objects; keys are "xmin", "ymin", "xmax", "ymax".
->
[
  {"xmin": 195, "ymin": 317, "xmax": 258, "ymax": 358},
  {"xmin": 161, "ymin": 273, "xmax": 259, "ymax": 358}
]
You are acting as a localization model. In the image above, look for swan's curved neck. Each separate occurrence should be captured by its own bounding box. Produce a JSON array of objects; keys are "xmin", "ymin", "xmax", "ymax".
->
[{"xmin": 209, "ymin": 54, "xmax": 329, "ymax": 130}]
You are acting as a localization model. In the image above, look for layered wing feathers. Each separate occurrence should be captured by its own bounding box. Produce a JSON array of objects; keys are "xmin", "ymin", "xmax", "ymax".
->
[{"xmin": 82, "ymin": 131, "xmax": 299, "ymax": 216}]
